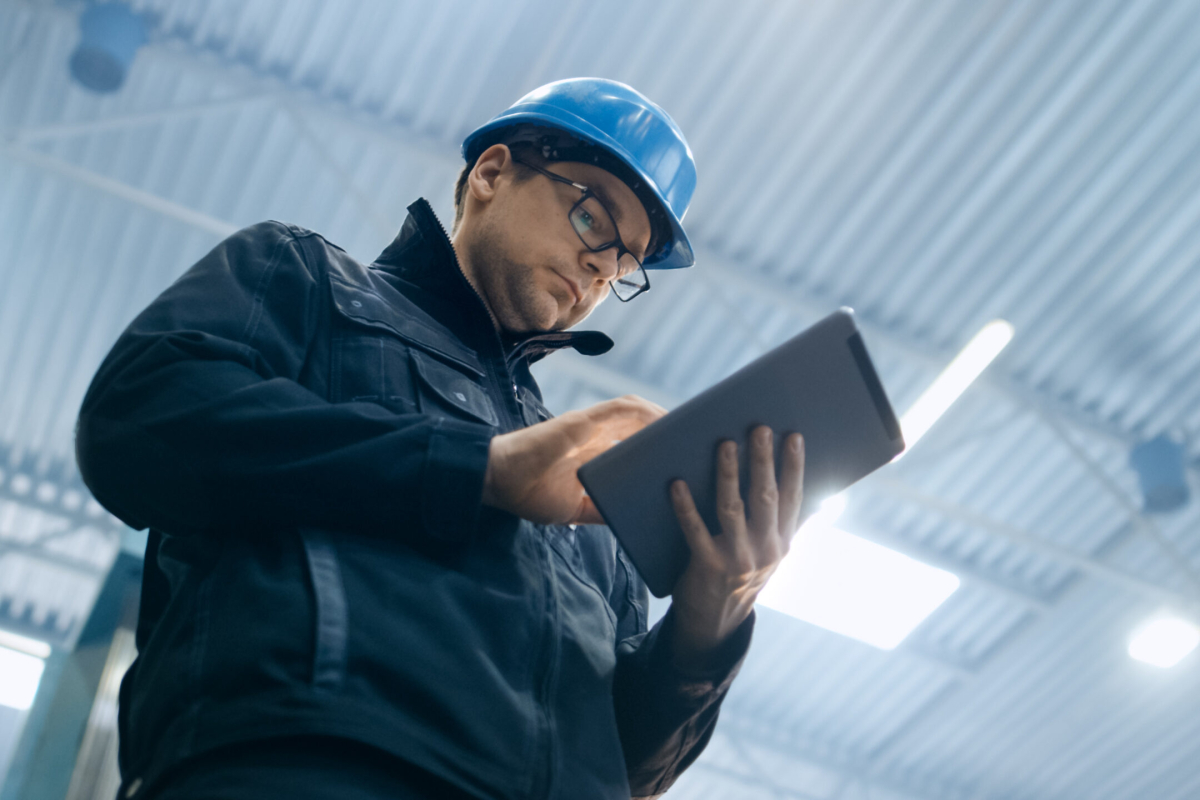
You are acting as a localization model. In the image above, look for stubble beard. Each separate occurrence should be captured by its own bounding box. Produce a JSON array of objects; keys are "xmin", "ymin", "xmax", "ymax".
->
[{"xmin": 468, "ymin": 226, "xmax": 563, "ymax": 334}]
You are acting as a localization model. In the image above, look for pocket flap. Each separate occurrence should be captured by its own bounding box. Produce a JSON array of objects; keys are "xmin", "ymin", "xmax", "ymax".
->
[
  {"xmin": 412, "ymin": 350, "xmax": 499, "ymax": 427},
  {"xmin": 329, "ymin": 276, "xmax": 482, "ymax": 377}
]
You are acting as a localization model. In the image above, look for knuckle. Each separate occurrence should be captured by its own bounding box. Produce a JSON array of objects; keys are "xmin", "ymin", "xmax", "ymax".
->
[
  {"xmin": 718, "ymin": 498, "xmax": 745, "ymax": 518},
  {"xmin": 757, "ymin": 487, "xmax": 779, "ymax": 506},
  {"xmin": 733, "ymin": 555, "xmax": 757, "ymax": 578}
]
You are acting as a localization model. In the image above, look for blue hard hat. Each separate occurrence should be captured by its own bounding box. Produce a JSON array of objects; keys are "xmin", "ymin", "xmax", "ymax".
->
[{"xmin": 462, "ymin": 78, "xmax": 696, "ymax": 270}]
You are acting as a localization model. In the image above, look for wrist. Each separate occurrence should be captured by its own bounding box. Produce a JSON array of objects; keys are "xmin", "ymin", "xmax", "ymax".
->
[
  {"xmin": 667, "ymin": 604, "xmax": 756, "ymax": 677},
  {"xmin": 669, "ymin": 602, "xmax": 753, "ymax": 672}
]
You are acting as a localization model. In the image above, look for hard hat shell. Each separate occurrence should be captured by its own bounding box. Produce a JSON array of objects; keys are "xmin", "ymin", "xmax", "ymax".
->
[{"xmin": 462, "ymin": 78, "xmax": 696, "ymax": 270}]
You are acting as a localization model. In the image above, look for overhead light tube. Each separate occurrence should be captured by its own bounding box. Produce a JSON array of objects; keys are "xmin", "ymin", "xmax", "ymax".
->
[
  {"xmin": 896, "ymin": 319, "xmax": 1014, "ymax": 458},
  {"xmin": 0, "ymin": 629, "xmax": 52, "ymax": 659}
]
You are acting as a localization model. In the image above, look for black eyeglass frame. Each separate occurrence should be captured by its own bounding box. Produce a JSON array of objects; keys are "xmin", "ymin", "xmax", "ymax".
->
[{"xmin": 511, "ymin": 157, "xmax": 651, "ymax": 302}]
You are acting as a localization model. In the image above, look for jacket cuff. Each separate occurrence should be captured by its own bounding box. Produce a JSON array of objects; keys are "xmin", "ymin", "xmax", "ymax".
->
[
  {"xmin": 421, "ymin": 418, "xmax": 494, "ymax": 542},
  {"xmin": 655, "ymin": 605, "xmax": 756, "ymax": 690}
]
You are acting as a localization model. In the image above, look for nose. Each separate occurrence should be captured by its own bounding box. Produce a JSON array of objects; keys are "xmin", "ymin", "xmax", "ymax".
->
[{"xmin": 581, "ymin": 245, "xmax": 622, "ymax": 284}]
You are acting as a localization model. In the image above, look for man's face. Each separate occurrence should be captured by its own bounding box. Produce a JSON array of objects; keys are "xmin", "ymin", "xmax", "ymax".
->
[{"xmin": 453, "ymin": 145, "xmax": 653, "ymax": 333}]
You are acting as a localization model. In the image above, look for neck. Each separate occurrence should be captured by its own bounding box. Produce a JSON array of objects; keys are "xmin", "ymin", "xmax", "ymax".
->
[{"xmin": 451, "ymin": 233, "xmax": 502, "ymax": 332}]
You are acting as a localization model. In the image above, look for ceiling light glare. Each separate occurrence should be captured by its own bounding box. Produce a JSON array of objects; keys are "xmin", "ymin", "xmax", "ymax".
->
[
  {"xmin": 0, "ymin": 629, "xmax": 52, "ymax": 659},
  {"xmin": 801, "ymin": 492, "xmax": 847, "ymax": 531},
  {"xmin": 758, "ymin": 525, "xmax": 960, "ymax": 650},
  {"xmin": 897, "ymin": 319, "xmax": 1014, "ymax": 458},
  {"xmin": 0, "ymin": 646, "xmax": 46, "ymax": 710},
  {"xmin": 1128, "ymin": 615, "xmax": 1200, "ymax": 668}
]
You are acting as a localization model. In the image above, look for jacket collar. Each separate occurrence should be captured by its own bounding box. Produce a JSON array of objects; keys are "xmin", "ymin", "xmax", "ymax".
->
[{"xmin": 372, "ymin": 198, "xmax": 613, "ymax": 369}]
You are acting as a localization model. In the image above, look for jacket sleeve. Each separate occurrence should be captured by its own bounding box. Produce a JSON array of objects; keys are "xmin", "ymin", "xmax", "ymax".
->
[
  {"xmin": 610, "ymin": 548, "xmax": 755, "ymax": 798},
  {"xmin": 75, "ymin": 222, "xmax": 494, "ymax": 542}
]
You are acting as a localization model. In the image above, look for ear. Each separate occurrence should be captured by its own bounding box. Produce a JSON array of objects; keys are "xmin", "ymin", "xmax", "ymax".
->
[{"xmin": 467, "ymin": 143, "xmax": 515, "ymax": 204}]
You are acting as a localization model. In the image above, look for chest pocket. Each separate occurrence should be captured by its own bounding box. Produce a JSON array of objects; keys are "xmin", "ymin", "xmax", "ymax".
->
[
  {"xmin": 411, "ymin": 350, "xmax": 498, "ymax": 426},
  {"xmin": 328, "ymin": 275, "xmax": 498, "ymax": 427}
]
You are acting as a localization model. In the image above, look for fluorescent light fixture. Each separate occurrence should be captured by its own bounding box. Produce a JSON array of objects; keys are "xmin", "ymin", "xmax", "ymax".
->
[
  {"xmin": 0, "ymin": 629, "xmax": 52, "ymax": 659},
  {"xmin": 760, "ymin": 520, "xmax": 960, "ymax": 650},
  {"xmin": 897, "ymin": 319, "xmax": 1014, "ymax": 458},
  {"xmin": 0, "ymin": 646, "xmax": 46, "ymax": 710},
  {"xmin": 1128, "ymin": 615, "xmax": 1200, "ymax": 668}
]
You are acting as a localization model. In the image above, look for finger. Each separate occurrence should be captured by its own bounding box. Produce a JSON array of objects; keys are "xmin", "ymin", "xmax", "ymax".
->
[
  {"xmin": 777, "ymin": 433, "xmax": 806, "ymax": 539},
  {"xmin": 641, "ymin": 397, "xmax": 669, "ymax": 417},
  {"xmin": 714, "ymin": 439, "xmax": 746, "ymax": 538},
  {"xmin": 671, "ymin": 480, "xmax": 717, "ymax": 561},
  {"xmin": 584, "ymin": 395, "xmax": 667, "ymax": 428},
  {"xmin": 747, "ymin": 426, "xmax": 779, "ymax": 532},
  {"xmin": 556, "ymin": 396, "xmax": 667, "ymax": 461}
]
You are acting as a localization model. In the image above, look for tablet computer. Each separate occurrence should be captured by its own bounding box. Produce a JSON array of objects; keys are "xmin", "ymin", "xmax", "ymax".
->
[{"xmin": 577, "ymin": 308, "xmax": 905, "ymax": 597}]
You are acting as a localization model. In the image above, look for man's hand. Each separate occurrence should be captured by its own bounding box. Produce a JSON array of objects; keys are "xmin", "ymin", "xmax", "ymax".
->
[
  {"xmin": 668, "ymin": 426, "xmax": 805, "ymax": 671},
  {"xmin": 482, "ymin": 395, "xmax": 666, "ymax": 525}
]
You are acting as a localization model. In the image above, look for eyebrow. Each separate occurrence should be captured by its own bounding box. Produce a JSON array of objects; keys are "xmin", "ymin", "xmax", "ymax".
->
[{"xmin": 587, "ymin": 183, "xmax": 625, "ymax": 225}]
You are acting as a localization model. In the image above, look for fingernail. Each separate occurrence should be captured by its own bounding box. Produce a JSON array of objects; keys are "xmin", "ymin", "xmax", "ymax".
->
[{"xmin": 792, "ymin": 434, "xmax": 804, "ymax": 452}]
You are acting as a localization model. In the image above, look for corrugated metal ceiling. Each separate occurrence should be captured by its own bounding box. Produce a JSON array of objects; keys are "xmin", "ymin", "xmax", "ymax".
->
[{"xmin": 2, "ymin": 0, "xmax": 1199, "ymax": 797}]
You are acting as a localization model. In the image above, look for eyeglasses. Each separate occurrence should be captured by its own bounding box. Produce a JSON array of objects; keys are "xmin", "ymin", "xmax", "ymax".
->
[{"xmin": 511, "ymin": 157, "xmax": 650, "ymax": 302}]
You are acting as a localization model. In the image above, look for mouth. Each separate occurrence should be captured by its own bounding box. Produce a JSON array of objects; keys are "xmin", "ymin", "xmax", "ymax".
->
[{"xmin": 553, "ymin": 271, "xmax": 582, "ymax": 305}]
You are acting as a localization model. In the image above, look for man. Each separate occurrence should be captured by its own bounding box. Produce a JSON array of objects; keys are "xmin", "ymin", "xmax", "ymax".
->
[{"xmin": 76, "ymin": 78, "xmax": 805, "ymax": 800}]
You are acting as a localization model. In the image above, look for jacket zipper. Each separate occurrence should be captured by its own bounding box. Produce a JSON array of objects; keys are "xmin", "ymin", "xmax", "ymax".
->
[
  {"xmin": 416, "ymin": 201, "xmax": 524, "ymax": 416},
  {"xmin": 419, "ymin": 200, "xmax": 561, "ymax": 795},
  {"xmin": 539, "ymin": 549, "xmax": 562, "ymax": 799}
]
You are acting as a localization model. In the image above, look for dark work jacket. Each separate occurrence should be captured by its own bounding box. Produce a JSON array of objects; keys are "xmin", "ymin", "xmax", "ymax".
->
[{"xmin": 75, "ymin": 199, "xmax": 754, "ymax": 800}]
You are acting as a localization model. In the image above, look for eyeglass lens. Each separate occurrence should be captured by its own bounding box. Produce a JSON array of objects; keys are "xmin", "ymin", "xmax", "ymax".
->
[
  {"xmin": 568, "ymin": 196, "xmax": 647, "ymax": 299},
  {"xmin": 609, "ymin": 269, "xmax": 646, "ymax": 300}
]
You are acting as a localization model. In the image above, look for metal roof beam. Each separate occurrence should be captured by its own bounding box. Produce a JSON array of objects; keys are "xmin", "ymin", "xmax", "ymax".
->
[
  {"xmin": 868, "ymin": 473, "xmax": 1200, "ymax": 610},
  {"xmin": 1034, "ymin": 406, "xmax": 1200, "ymax": 595},
  {"xmin": 0, "ymin": 143, "xmax": 238, "ymax": 238},
  {"xmin": 9, "ymin": 94, "xmax": 271, "ymax": 144}
]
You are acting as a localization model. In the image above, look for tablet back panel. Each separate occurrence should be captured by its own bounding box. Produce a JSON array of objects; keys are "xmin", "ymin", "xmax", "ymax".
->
[{"xmin": 577, "ymin": 309, "xmax": 905, "ymax": 597}]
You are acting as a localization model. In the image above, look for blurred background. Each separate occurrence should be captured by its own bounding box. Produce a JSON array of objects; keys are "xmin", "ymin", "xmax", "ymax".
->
[{"xmin": 1, "ymin": 0, "xmax": 1199, "ymax": 798}]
